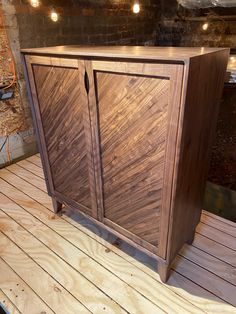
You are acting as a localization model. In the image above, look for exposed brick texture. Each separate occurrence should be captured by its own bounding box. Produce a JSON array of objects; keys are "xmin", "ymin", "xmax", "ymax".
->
[{"xmin": 15, "ymin": 0, "xmax": 160, "ymax": 48}]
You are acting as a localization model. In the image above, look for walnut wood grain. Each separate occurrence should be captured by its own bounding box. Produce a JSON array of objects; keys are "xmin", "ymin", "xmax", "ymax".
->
[
  {"xmin": 166, "ymin": 49, "xmax": 230, "ymax": 265},
  {"xmin": 21, "ymin": 45, "xmax": 227, "ymax": 63},
  {"xmin": 96, "ymin": 71, "xmax": 168, "ymax": 247}
]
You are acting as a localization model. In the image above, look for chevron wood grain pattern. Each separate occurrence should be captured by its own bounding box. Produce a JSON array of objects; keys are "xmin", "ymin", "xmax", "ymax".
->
[
  {"xmin": 1, "ymin": 156, "xmax": 236, "ymax": 313},
  {"xmin": 32, "ymin": 63, "xmax": 94, "ymax": 215},
  {"xmin": 95, "ymin": 71, "xmax": 169, "ymax": 248}
]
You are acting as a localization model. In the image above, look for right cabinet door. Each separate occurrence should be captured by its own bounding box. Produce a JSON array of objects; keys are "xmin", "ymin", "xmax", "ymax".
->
[{"xmin": 89, "ymin": 60, "xmax": 184, "ymax": 256}]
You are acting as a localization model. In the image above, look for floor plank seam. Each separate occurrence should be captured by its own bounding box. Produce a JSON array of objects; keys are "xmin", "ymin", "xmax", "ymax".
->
[
  {"xmin": 23, "ymin": 159, "xmax": 43, "ymax": 170},
  {"xmin": 16, "ymin": 161, "xmax": 44, "ymax": 179},
  {"xmin": 201, "ymin": 211, "xmax": 236, "ymax": 229},
  {"xmin": 178, "ymin": 252, "xmax": 236, "ymax": 306},
  {"xmin": 195, "ymin": 229, "xmax": 236, "ymax": 253},
  {"xmin": 199, "ymin": 220, "xmax": 236, "ymax": 239},
  {"xmin": 192, "ymin": 237, "xmax": 236, "ymax": 269},
  {"xmin": 172, "ymin": 267, "xmax": 229, "ymax": 308},
  {"xmin": 5, "ymin": 167, "xmax": 47, "ymax": 194},
  {"xmin": 201, "ymin": 212, "xmax": 236, "ymax": 229}
]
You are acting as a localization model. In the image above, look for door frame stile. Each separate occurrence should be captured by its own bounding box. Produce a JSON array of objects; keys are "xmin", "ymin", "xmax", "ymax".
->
[
  {"xmin": 79, "ymin": 59, "xmax": 99, "ymax": 219},
  {"xmin": 89, "ymin": 59, "xmax": 184, "ymax": 254},
  {"xmin": 158, "ymin": 64, "xmax": 184, "ymax": 259},
  {"xmin": 84, "ymin": 60, "xmax": 105, "ymax": 222}
]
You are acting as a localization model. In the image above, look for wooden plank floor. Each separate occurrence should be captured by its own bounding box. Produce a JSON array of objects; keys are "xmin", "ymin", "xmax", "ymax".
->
[{"xmin": 0, "ymin": 154, "xmax": 236, "ymax": 314}]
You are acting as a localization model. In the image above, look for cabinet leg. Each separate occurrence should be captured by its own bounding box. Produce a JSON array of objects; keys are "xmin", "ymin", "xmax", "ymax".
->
[
  {"xmin": 52, "ymin": 197, "xmax": 62, "ymax": 213},
  {"xmin": 187, "ymin": 231, "xmax": 195, "ymax": 245},
  {"xmin": 157, "ymin": 262, "xmax": 170, "ymax": 283}
]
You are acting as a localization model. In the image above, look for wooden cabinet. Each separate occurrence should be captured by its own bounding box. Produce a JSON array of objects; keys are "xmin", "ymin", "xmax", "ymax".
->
[{"xmin": 22, "ymin": 46, "xmax": 229, "ymax": 282}]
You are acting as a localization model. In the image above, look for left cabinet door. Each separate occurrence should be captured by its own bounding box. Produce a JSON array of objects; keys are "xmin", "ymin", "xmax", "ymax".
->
[{"xmin": 24, "ymin": 55, "xmax": 97, "ymax": 218}]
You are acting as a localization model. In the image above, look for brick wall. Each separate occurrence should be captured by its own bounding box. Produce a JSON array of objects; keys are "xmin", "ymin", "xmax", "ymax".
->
[{"xmin": 16, "ymin": 0, "xmax": 160, "ymax": 48}]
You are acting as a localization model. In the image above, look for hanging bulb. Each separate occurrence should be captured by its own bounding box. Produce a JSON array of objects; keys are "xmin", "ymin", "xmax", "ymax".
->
[
  {"xmin": 132, "ymin": 2, "xmax": 140, "ymax": 14},
  {"xmin": 50, "ymin": 9, "xmax": 59, "ymax": 22},
  {"xmin": 30, "ymin": 0, "xmax": 40, "ymax": 8},
  {"xmin": 202, "ymin": 22, "xmax": 209, "ymax": 31}
]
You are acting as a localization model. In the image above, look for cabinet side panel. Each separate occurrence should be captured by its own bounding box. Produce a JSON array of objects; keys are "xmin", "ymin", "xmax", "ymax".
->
[
  {"xmin": 32, "ymin": 64, "xmax": 93, "ymax": 214},
  {"xmin": 96, "ymin": 71, "xmax": 170, "ymax": 247},
  {"xmin": 167, "ymin": 49, "xmax": 229, "ymax": 263}
]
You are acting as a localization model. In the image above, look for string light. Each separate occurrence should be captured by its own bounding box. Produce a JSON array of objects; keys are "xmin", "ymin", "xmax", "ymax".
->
[
  {"xmin": 50, "ymin": 9, "xmax": 59, "ymax": 22},
  {"xmin": 202, "ymin": 22, "xmax": 209, "ymax": 31},
  {"xmin": 30, "ymin": 0, "xmax": 40, "ymax": 8},
  {"xmin": 132, "ymin": 1, "xmax": 140, "ymax": 14}
]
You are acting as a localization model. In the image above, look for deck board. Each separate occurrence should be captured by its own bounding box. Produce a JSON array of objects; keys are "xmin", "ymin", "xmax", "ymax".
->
[
  {"xmin": 193, "ymin": 233, "xmax": 236, "ymax": 267},
  {"xmin": 0, "ymin": 155, "xmax": 236, "ymax": 313}
]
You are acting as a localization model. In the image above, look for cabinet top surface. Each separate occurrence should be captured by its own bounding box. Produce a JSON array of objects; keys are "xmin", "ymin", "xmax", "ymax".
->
[{"xmin": 21, "ymin": 45, "xmax": 228, "ymax": 62}]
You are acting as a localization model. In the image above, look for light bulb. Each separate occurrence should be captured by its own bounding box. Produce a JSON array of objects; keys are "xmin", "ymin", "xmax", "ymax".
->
[
  {"xmin": 30, "ymin": 0, "xmax": 40, "ymax": 8},
  {"xmin": 51, "ymin": 10, "xmax": 59, "ymax": 22},
  {"xmin": 202, "ymin": 22, "xmax": 209, "ymax": 31},
  {"xmin": 132, "ymin": 2, "xmax": 140, "ymax": 14}
]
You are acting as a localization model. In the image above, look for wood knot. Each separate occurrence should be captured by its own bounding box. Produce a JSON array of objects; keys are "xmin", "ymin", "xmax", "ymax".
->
[{"xmin": 54, "ymin": 285, "xmax": 61, "ymax": 293}]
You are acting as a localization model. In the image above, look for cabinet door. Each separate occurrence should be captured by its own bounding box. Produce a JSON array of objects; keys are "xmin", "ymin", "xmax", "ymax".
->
[
  {"xmin": 87, "ymin": 60, "xmax": 183, "ymax": 256},
  {"xmin": 25, "ymin": 56, "xmax": 97, "ymax": 218}
]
